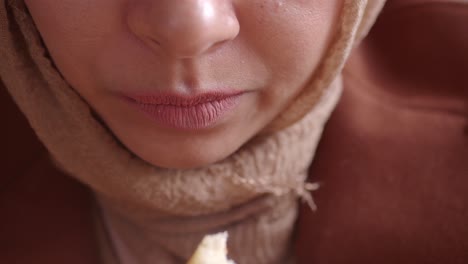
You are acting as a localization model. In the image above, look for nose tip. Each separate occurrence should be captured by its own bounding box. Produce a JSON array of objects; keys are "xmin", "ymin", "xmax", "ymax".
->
[{"xmin": 128, "ymin": 0, "xmax": 240, "ymax": 58}]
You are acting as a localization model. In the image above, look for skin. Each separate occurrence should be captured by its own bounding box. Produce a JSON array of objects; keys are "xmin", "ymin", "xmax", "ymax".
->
[
  {"xmin": 24, "ymin": 1, "xmax": 342, "ymax": 263},
  {"xmin": 25, "ymin": 0, "xmax": 342, "ymax": 264},
  {"xmin": 25, "ymin": 0, "xmax": 342, "ymax": 170}
]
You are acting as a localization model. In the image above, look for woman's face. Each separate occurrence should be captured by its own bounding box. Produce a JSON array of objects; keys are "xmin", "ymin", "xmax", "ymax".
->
[{"xmin": 25, "ymin": 0, "xmax": 342, "ymax": 169}]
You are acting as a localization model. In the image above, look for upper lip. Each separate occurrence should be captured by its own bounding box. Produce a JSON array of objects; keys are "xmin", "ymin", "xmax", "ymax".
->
[{"xmin": 123, "ymin": 90, "xmax": 244, "ymax": 107}]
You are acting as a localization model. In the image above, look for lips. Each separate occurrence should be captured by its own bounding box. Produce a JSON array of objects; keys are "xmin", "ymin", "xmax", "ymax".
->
[{"xmin": 123, "ymin": 91, "xmax": 244, "ymax": 130}]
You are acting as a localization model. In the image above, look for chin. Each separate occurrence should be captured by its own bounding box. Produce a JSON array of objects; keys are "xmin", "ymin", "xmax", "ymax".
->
[{"xmin": 135, "ymin": 144, "xmax": 235, "ymax": 170}]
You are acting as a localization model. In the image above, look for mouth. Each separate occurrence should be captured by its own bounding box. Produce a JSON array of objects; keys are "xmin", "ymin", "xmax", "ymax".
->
[{"xmin": 122, "ymin": 90, "xmax": 245, "ymax": 130}]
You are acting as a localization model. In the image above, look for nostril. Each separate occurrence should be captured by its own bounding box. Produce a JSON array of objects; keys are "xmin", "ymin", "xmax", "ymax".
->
[
  {"xmin": 139, "ymin": 35, "xmax": 161, "ymax": 51},
  {"xmin": 127, "ymin": 0, "xmax": 239, "ymax": 59},
  {"xmin": 206, "ymin": 40, "xmax": 230, "ymax": 53}
]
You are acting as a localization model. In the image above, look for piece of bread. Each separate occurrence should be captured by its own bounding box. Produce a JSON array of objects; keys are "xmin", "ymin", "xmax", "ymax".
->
[{"xmin": 187, "ymin": 232, "xmax": 236, "ymax": 264}]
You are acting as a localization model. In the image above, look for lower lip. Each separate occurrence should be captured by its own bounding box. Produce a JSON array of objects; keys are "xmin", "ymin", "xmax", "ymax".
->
[{"xmin": 124, "ymin": 94, "xmax": 242, "ymax": 130}]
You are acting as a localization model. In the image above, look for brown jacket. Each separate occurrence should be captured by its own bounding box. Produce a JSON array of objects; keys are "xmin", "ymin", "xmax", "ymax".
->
[{"xmin": 2, "ymin": 1, "xmax": 468, "ymax": 263}]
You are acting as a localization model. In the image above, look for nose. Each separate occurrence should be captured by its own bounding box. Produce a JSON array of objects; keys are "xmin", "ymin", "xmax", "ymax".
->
[{"xmin": 127, "ymin": 0, "xmax": 240, "ymax": 58}]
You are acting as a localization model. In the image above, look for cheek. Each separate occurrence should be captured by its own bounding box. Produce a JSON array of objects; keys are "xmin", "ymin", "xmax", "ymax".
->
[
  {"xmin": 24, "ymin": 0, "xmax": 120, "ymax": 94},
  {"xmin": 25, "ymin": 1, "xmax": 102, "ymax": 44},
  {"xmin": 26, "ymin": 0, "xmax": 341, "ymax": 106},
  {"xmin": 239, "ymin": 0, "xmax": 342, "ymax": 94}
]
